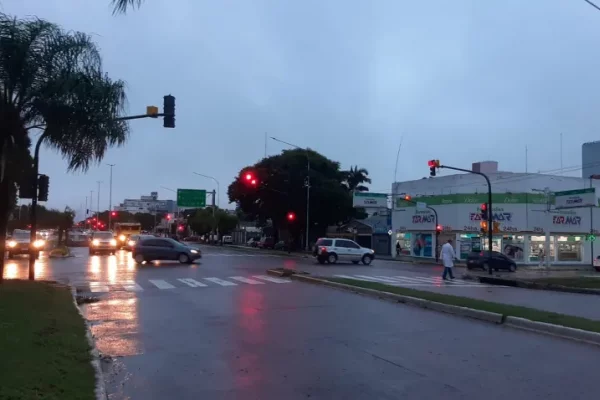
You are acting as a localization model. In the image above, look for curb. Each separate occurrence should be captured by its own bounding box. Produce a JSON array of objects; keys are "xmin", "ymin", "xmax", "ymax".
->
[
  {"xmin": 289, "ymin": 273, "xmax": 600, "ymax": 347},
  {"xmin": 505, "ymin": 316, "xmax": 600, "ymax": 346},
  {"xmin": 464, "ymin": 274, "xmax": 600, "ymax": 296},
  {"xmin": 69, "ymin": 286, "xmax": 107, "ymax": 400},
  {"xmin": 289, "ymin": 274, "xmax": 503, "ymax": 324}
]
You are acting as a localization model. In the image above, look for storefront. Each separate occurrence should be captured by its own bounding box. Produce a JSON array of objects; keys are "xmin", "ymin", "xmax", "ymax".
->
[{"xmin": 392, "ymin": 192, "xmax": 600, "ymax": 265}]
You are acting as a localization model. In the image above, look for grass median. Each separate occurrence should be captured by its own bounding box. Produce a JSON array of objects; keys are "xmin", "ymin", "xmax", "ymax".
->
[
  {"xmin": 328, "ymin": 277, "xmax": 600, "ymax": 333},
  {"xmin": 0, "ymin": 280, "xmax": 95, "ymax": 400},
  {"xmin": 531, "ymin": 277, "xmax": 600, "ymax": 289}
]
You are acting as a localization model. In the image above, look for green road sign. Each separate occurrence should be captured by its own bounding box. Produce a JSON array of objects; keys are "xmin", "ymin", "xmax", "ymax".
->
[
  {"xmin": 587, "ymin": 234, "xmax": 596, "ymax": 242},
  {"xmin": 177, "ymin": 189, "xmax": 206, "ymax": 207}
]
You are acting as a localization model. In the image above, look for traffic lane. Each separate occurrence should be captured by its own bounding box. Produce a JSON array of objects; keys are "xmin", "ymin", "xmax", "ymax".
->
[{"xmin": 88, "ymin": 280, "xmax": 598, "ymax": 400}]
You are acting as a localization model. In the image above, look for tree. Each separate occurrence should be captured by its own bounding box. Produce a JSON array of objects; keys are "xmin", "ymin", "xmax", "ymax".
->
[
  {"xmin": 112, "ymin": 0, "xmax": 144, "ymax": 14},
  {"xmin": 0, "ymin": 14, "xmax": 129, "ymax": 282},
  {"xmin": 216, "ymin": 211, "xmax": 238, "ymax": 235},
  {"xmin": 188, "ymin": 209, "xmax": 215, "ymax": 236},
  {"xmin": 343, "ymin": 166, "xmax": 371, "ymax": 192},
  {"xmin": 228, "ymin": 149, "xmax": 358, "ymax": 245}
]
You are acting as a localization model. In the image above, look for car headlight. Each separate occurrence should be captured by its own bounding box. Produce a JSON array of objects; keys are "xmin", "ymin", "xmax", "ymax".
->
[
  {"xmin": 92, "ymin": 239, "xmax": 100, "ymax": 246},
  {"xmin": 119, "ymin": 235, "xmax": 126, "ymax": 241},
  {"xmin": 370, "ymin": 249, "xmax": 375, "ymax": 254},
  {"xmin": 33, "ymin": 240, "xmax": 45, "ymax": 248},
  {"xmin": 128, "ymin": 240, "xmax": 135, "ymax": 247},
  {"xmin": 110, "ymin": 239, "xmax": 117, "ymax": 246},
  {"xmin": 190, "ymin": 249, "xmax": 198, "ymax": 254},
  {"xmin": 7, "ymin": 240, "xmax": 17, "ymax": 248}
]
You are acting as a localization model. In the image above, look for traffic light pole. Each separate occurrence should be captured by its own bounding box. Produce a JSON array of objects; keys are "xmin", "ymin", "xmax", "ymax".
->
[
  {"xmin": 440, "ymin": 165, "xmax": 494, "ymax": 275},
  {"xmin": 28, "ymin": 130, "xmax": 50, "ymax": 280}
]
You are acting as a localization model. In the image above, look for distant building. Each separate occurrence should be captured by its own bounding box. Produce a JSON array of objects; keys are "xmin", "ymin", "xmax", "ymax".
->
[
  {"xmin": 582, "ymin": 141, "xmax": 600, "ymax": 178},
  {"xmin": 115, "ymin": 192, "xmax": 176, "ymax": 214}
]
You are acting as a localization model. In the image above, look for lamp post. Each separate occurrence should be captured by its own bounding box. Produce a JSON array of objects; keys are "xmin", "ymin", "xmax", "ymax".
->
[
  {"xmin": 97, "ymin": 181, "xmax": 103, "ymax": 228},
  {"xmin": 270, "ymin": 136, "xmax": 311, "ymax": 251},
  {"xmin": 107, "ymin": 164, "xmax": 115, "ymax": 230}
]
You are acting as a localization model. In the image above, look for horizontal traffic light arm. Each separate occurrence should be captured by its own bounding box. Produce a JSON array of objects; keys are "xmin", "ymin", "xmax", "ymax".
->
[{"xmin": 115, "ymin": 113, "xmax": 168, "ymax": 121}]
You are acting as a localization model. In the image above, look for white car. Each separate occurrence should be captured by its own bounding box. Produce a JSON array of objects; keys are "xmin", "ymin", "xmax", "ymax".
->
[{"xmin": 312, "ymin": 237, "xmax": 375, "ymax": 265}]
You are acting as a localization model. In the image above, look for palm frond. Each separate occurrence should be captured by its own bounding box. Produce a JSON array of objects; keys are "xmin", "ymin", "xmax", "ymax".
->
[{"xmin": 111, "ymin": 0, "xmax": 144, "ymax": 14}]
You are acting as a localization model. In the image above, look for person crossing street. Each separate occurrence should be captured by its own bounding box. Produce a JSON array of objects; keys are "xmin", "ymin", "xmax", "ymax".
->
[{"xmin": 441, "ymin": 238, "xmax": 456, "ymax": 280}]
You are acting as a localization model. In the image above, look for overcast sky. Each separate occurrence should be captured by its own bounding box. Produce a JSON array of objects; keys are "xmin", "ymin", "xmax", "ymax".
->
[{"xmin": 5, "ymin": 0, "xmax": 600, "ymax": 217}]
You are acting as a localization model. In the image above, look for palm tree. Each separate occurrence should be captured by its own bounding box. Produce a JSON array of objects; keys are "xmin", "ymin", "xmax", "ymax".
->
[
  {"xmin": 0, "ymin": 13, "xmax": 129, "ymax": 282},
  {"xmin": 112, "ymin": 0, "xmax": 144, "ymax": 14},
  {"xmin": 343, "ymin": 166, "xmax": 372, "ymax": 192}
]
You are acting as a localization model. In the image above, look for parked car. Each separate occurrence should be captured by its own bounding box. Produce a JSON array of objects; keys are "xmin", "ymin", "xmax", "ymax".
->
[
  {"xmin": 257, "ymin": 237, "xmax": 275, "ymax": 249},
  {"xmin": 89, "ymin": 231, "xmax": 118, "ymax": 255},
  {"xmin": 466, "ymin": 251, "xmax": 517, "ymax": 272},
  {"xmin": 274, "ymin": 240, "xmax": 288, "ymax": 251},
  {"xmin": 313, "ymin": 237, "xmax": 375, "ymax": 265},
  {"xmin": 222, "ymin": 235, "xmax": 233, "ymax": 245},
  {"xmin": 132, "ymin": 237, "xmax": 201, "ymax": 264}
]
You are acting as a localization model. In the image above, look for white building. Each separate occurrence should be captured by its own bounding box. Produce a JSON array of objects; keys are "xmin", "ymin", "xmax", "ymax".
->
[
  {"xmin": 115, "ymin": 192, "xmax": 176, "ymax": 214},
  {"xmin": 392, "ymin": 161, "xmax": 600, "ymax": 266},
  {"xmin": 582, "ymin": 141, "xmax": 600, "ymax": 179}
]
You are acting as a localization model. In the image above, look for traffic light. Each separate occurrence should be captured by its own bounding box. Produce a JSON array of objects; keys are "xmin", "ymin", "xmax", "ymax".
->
[
  {"xmin": 480, "ymin": 203, "xmax": 488, "ymax": 220},
  {"xmin": 111, "ymin": 211, "xmax": 117, "ymax": 217},
  {"xmin": 492, "ymin": 221, "xmax": 500, "ymax": 233},
  {"xmin": 37, "ymin": 174, "xmax": 49, "ymax": 202},
  {"xmin": 404, "ymin": 195, "xmax": 412, "ymax": 202},
  {"xmin": 178, "ymin": 225, "xmax": 184, "ymax": 232},
  {"xmin": 428, "ymin": 160, "xmax": 440, "ymax": 177},
  {"xmin": 146, "ymin": 105, "xmax": 159, "ymax": 117},
  {"xmin": 287, "ymin": 212, "xmax": 296, "ymax": 221},
  {"xmin": 18, "ymin": 174, "xmax": 36, "ymax": 199},
  {"xmin": 243, "ymin": 171, "xmax": 258, "ymax": 186},
  {"xmin": 436, "ymin": 224, "xmax": 442, "ymax": 234},
  {"xmin": 163, "ymin": 95, "xmax": 175, "ymax": 128},
  {"xmin": 166, "ymin": 214, "xmax": 172, "ymax": 221},
  {"xmin": 480, "ymin": 220, "xmax": 488, "ymax": 233}
]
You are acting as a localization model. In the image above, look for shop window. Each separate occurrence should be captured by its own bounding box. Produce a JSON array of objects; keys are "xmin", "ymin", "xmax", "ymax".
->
[
  {"xmin": 481, "ymin": 236, "xmax": 502, "ymax": 252},
  {"xmin": 502, "ymin": 235, "xmax": 525, "ymax": 261},
  {"xmin": 556, "ymin": 236, "xmax": 583, "ymax": 262},
  {"xmin": 528, "ymin": 235, "xmax": 555, "ymax": 262},
  {"xmin": 412, "ymin": 233, "xmax": 433, "ymax": 257},
  {"xmin": 395, "ymin": 233, "xmax": 411, "ymax": 255}
]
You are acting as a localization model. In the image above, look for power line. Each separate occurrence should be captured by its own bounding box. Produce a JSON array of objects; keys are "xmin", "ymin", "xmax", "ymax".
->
[{"xmin": 584, "ymin": 0, "xmax": 600, "ymax": 12}]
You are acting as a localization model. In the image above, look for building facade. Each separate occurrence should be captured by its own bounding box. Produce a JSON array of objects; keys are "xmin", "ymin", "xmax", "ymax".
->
[
  {"xmin": 392, "ymin": 162, "xmax": 600, "ymax": 265},
  {"xmin": 115, "ymin": 192, "xmax": 176, "ymax": 214},
  {"xmin": 582, "ymin": 141, "xmax": 600, "ymax": 179}
]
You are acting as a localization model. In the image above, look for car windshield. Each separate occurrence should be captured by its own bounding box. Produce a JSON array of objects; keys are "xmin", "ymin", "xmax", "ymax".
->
[
  {"xmin": 94, "ymin": 232, "xmax": 114, "ymax": 239},
  {"xmin": 12, "ymin": 231, "xmax": 30, "ymax": 239}
]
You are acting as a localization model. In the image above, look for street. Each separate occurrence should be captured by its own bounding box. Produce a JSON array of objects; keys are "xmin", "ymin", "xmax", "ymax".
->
[{"xmin": 3, "ymin": 246, "xmax": 600, "ymax": 398}]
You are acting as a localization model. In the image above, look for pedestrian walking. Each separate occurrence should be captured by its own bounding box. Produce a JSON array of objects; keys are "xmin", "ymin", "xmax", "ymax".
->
[{"xmin": 441, "ymin": 238, "xmax": 456, "ymax": 280}]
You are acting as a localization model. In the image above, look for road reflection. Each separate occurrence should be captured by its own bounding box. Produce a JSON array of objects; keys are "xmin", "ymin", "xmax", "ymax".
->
[{"xmin": 1, "ymin": 258, "xmax": 47, "ymax": 280}]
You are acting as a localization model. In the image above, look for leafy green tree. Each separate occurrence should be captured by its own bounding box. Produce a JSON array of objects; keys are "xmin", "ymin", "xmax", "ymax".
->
[
  {"xmin": 188, "ymin": 209, "xmax": 215, "ymax": 236},
  {"xmin": 228, "ymin": 149, "xmax": 357, "ymax": 245},
  {"xmin": 132, "ymin": 212, "xmax": 156, "ymax": 231},
  {"xmin": 216, "ymin": 211, "xmax": 238, "ymax": 235},
  {"xmin": 0, "ymin": 13, "xmax": 129, "ymax": 282}
]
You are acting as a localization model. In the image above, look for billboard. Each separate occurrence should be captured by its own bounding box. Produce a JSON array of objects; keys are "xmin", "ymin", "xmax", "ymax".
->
[
  {"xmin": 353, "ymin": 192, "xmax": 388, "ymax": 208},
  {"xmin": 554, "ymin": 188, "xmax": 597, "ymax": 209}
]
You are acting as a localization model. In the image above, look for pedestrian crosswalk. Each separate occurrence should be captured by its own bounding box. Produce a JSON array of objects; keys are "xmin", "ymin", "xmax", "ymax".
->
[
  {"xmin": 74, "ymin": 275, "xmax": 292, "ymax": 293},
  {"xmin": 333, "ymin": 274, "xmax": 496, "ymax": 288}
]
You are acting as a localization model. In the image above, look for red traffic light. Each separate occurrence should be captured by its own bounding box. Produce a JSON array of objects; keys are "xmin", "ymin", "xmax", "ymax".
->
[
  {"xmin": 436, "ymin": 224, "xmax": 442, "ymax": 232},
  {"xmin": 428, "ymin": 159, "xmax": 440, "ymax": 167},
  {"xmin": 404, "ymin": 195, "xmax": 412, "ymax": 201},
  {"xmin": 481, "ymin": 203, "xmax": 487, "ymax": 211},
  {"xmin": 287, "ymin": 212, "xmax": 296, "ymax": 221},
  {"xmin": 166, "ymin": 214, "xmax": 172, "ymax": 220},
  {"xmin": 242, "ymin": 171, "xmax": 258, "ymax": 186},
  {"xmin": 178, "ymin": 225, "xmax": 184, "ymax": 231},
  {"xmin": 111, "ymin": 211, "xmax": 117, "ymax": 217}
]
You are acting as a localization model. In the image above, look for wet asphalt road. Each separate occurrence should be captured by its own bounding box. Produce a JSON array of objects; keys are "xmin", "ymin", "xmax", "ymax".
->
[{"xmin": 3, "ymin": 246, "xmax": 600, "ymax": 399}]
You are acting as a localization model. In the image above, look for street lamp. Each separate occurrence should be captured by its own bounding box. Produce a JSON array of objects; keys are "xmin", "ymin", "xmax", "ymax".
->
[
  {"xmin": 107, "ymin": 164, "xmax": 115, "ymax": 230},
  {"xmin": 192, "ymin": 172, "xmax": 220, "ymax": 208},
  {"xmin": 271, "ymin": 136, "xmax": 311, "ymax": 251}
]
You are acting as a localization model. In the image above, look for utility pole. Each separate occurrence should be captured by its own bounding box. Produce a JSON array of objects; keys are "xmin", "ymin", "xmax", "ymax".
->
[
  {"xmin": 97, "ymin": 181, "xmax": 102, "ymax": 227},
  {"xmin": 107, "ymin": 164, "xmax": 115, "ymax": 230},
  {"xmin": 90, "ymin": 190, "xmax": 94, "ymax": 229}
]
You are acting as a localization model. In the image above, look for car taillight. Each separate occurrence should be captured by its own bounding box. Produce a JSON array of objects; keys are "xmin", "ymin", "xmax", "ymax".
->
[{"xmin": 320, "ymin": 246, "xmax": 327, "ymax": 253}]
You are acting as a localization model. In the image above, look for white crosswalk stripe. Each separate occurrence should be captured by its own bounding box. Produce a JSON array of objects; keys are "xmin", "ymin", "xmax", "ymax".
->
[
  {"xmin": 334, "ymin": 274, "xmax": 493, "ymax": 287},
  {"xmin": 177, "ymin": 278, "xmax": 207, "ymax": 287},
  {"xmin": 122, "ymin": 281, "xmax": 144, "ymax": 291},
  {"xmin": 229, "ymin": 276, "xmax": 264, "ymax": 285},
  {"xmin": 149, "ymin": 279, "xmax": 175, "ymax": 289},
  {"xmin": 204, "ymin": 277, "xmax": 237, "ymax": 286},
  {"xmin": 89, "ymin": 282, "xmax": 110, "ymax": 292},
  {"xmin": 253, "ymin": 275, "xmax": 292, "ymax": 283}
]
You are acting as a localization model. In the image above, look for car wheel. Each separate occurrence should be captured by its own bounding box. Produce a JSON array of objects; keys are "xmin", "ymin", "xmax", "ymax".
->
[
  {"xmin": 178, "ymin": 253, "xmax": 191, "ymax": 264},
  {"xmin": 362, "ymin": 255, "xmax": 373, "ymax": 265},
  {"xmin": 134, "ymin": 254, "xmax": 145, "ymax": 264},
  {"xmin": 509, "ymin": 264, "xmax": 517, "ymax": 272},
  {"xmin": 327, "ymin": 253, "xmax": 338, "ymax": 264}
]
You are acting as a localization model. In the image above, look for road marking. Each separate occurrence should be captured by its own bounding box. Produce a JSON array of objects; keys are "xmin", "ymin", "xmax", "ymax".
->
[
  {"xmin": 253, "ymin": 275, "xmax": 291, "ymax": 283},
  {"xmin": 177, "ymin": 278, "xmax": 207, "ymax": 287},
  {"xmin": 354, "ymin": 275, "xmax": 398, "ymax": 283},
  {"xmin": 89, "ymin": 282, "xmax": 110, "ymax": 292},
  {"xmin": 149, "ymin": 279, "xmax": 175, "ymax": 289},
  {"xmin": 204, "ymin": 277, "xmax": 237, "ymax": 286},
  {"xmin": 229, "ymin": 276, "xmax": 264, "ymax": 285},
  {"xmin": 122, "ymin": 281, "xmax": 144, "ymax": 291}
]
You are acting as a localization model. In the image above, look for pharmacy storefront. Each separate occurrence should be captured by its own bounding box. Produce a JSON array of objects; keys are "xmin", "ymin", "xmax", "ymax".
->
[{"xmin": 393, "ymin": 193, "xmax": 599, "ymax": 265}]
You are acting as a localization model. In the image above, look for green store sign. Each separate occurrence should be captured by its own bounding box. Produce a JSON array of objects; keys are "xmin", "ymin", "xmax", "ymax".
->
[{"xmin": 396, "ymin": 193, "xmax": 548, "ymax": 208}]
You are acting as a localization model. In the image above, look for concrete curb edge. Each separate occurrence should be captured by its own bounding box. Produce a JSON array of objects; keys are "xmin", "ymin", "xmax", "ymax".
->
[
  {"xmin": 464, "ymin": 274, "xmax": 600, "ymax": 296},
  {"xmin": 69, "ymin": 286, "xmax": 108, "ymax": 400},
  {"xmin": 289, "ymin": 273, "xmax": 600, "ymax": 347}
]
